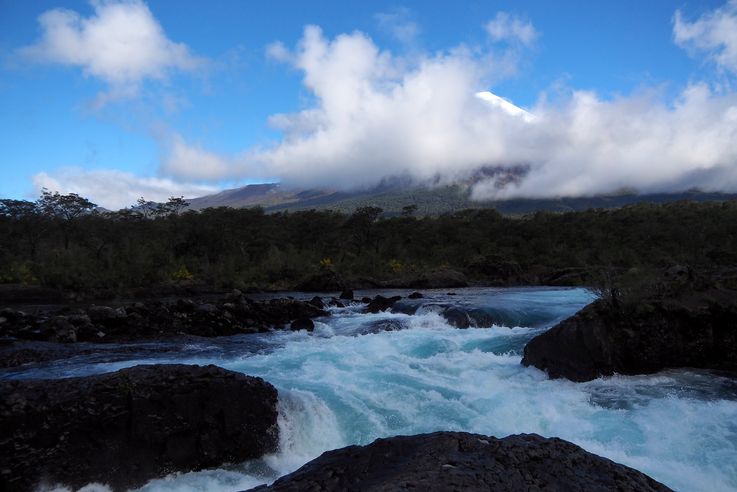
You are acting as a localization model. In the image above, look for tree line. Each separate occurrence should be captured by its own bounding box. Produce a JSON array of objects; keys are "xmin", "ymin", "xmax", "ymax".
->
[{"xmin": 1, "ymin": 190, "xmax": 736, "ymax": 292}]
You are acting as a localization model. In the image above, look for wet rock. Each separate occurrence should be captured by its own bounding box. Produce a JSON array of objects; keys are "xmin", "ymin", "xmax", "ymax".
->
[
  {"xmin": 291, "ymin": 318, "xmax": 315, "ymax": 331},
  {"xmin": 361, "ymin": 318, "xmax": 405, "ymax": 334},
  {"xmin": 339, "ymin": 289, "xmax": 354, "ymax": 300},
  {"xmin": 522, "ymin": 288, "xmax": 737, "ymax": 382},
  {"xmin": 1, "ymin": 364, "xmax": 278, "ymax": 492},
  {"xmin": 328, "ymin": 298, "xmax": 345, "ymax": 308},
  {"xmin": 408, "ymin": 291, "xmax": 424, "ymax": 299},
  {"xmin": 366, "ymin": 295, "xmax": 402, "ymax": 314},
  {"xmin": 308, "ymin": 296, "xmax": 325, "ymax": 309},
  {"xmin": 253, "ymin": 432, "xmax": 671, "ymax": 492},
  {"xmin": 442, "ymin": 307, "xmax": 472, "ymax": 328},
  {"xmin": 389, "ymin": 301, "xmax": 419, "ymax": 315}
]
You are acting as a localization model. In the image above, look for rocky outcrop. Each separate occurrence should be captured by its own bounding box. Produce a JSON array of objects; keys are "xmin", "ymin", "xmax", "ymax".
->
[
  {"xmin": 0, "ymin": 291, "xmax": 327, "ymax": 344},
  {"xmin": 1, "ymin": 364, "xmax": 278, "ymax": 492},
  {"xmin": 252, "ymin": 431, "xmax": 671, "ymax": 492},
  {"xmin": 366, "ymin": 295, "xmax": 402, "ymax": 313},
  {"xmin": 522, "ymin": 288, "xmax": 737, "ymax": 382}
]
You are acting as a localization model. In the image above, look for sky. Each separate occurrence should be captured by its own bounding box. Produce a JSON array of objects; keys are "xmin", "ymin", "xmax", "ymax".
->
[{"xmin": 1, "ymin": 0, "xmax": 736, "ymax": 209}]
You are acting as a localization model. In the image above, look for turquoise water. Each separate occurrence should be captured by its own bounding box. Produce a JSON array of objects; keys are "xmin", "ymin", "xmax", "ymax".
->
[{"xmin": 12, "ymin": 287, "xmax": 737, "ymax": 492}]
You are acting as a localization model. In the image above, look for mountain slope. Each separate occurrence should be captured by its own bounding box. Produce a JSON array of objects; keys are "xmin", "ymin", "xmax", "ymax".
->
[{"xmin": 187, "ymin": 182, "xmax": 737, "ymax": 216}]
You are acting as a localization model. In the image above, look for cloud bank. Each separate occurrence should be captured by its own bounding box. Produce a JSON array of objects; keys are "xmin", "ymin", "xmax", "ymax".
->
[
  {"xmin": 20, "ymin": 0, "xmax": 204, "ymax": 102},
  {"xmin": 28, "ymin": 2, "xmax": 737, "ymax": 206},
  {"xmin": 160, "ymin": 13, "xmax": 737, "ymax": 200}
]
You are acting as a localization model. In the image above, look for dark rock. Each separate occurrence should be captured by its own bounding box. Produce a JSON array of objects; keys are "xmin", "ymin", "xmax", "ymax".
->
[
  {"xmin": 195, "ymin": 303, "xmax": 218, "ymax": 314},
  {"xmin": 361, "ymin": 318, "xmax": 405, "ymax": 334},
  {"xmin": 328, "ymin": 297, "xmax": 345, "ymax": 308},
  {"xmin": 0, "ymin": 295, "xmax": 328, "ymax": 346},
  {"xmin": 87, "ymin": 305, "xmax": 126, "ymax": 322},
  {"xmin": 1, "ymin": 364, "xmax": 279, "ymax": 492},
  {"xmin": 366, "ymin": 295, "xmax": 402, "ymax": 314},
  {"xmin": 175, "ymin": 298, "xmax": 196, "ymax": 313},
  {"xmin": 291, "ymin": 318, "xmax": 315, "ymax": 331},
  {"xmin": 225, "ymin": 289, "xmax": 244, "ymax": 301},
  {"xmin": 253, "ymin": 431, "xmax": 671, "ymax": 492},
  {"xmin": 522, "ymin": 288, "xmax": 737, "ymax": 382},
  {"xmin": 389, "ymin": 301, "xmax": 419, "ymax": 315},
  {"xmin": 361, "ymin": 297, "xmax": 372, "ymax": 304},
  {"xmin": 442, "ymin": 307, "xmax": 472, "ymax": 328},
  {"xmin": 308, "ymin": 296, "xmax": 325, "ymax": 309},
  {"xmin": 339, "ymin": 289, "xmax": 354, "ymax": 300},
  {"xmin": 408, "ymin": 291, "xmax": 423, "ymax": 299}
]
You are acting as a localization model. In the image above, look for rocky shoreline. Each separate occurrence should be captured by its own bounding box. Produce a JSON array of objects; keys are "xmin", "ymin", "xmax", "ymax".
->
[{"xmin": 0, "ymin": 290, "xmax": 327, "ymax": 345}]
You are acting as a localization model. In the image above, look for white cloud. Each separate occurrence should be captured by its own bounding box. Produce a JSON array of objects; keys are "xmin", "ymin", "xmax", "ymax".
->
[
  {"xmin": 375, "ymin": 8, "xmax": 420, "ymax": 44},
  {"xmin": 32, "ymin": 169, "xmax": 217, "ymax": 210},
  {"xmin": 20, "ymin": 0, "xmax": 204, "ymax": 100},
  {"xmin": 674, "ymin": 0, "xmax": 737, "ymax": 74},
  {"xmin": 160, "ymin": 135, "xmax": 236, "ymax": 181},
  {"xmin": 473, "ymin": 84, "xmax": 737, "ymax": 199},
  {"xmin": 485, "ymin": 12, "xmax": 538, "ymax": 46},
  {"xmin": 162, "ymin": 19, "xmax": 737, "ymax": 200}
]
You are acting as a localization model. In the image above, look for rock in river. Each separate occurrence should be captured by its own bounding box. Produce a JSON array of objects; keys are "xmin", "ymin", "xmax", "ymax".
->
[
  {"xmin": 251, "ymin": 431, "xmax": 671, "ymax": 491},
  {"xmin": 0, "ymin": 364, "xmax": 279, "ymax": 491},
  {"xmin": 522, "ymin": 286, "xmax": 737, "ymax": 382}
]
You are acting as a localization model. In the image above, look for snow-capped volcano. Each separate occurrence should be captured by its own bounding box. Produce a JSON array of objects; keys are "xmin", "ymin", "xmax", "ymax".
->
[{"xmin": 475, "ymin": 91, "xmax": 536, "ymax": 122}]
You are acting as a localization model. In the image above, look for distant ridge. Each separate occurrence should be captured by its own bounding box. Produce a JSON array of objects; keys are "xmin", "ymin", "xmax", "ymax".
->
[{"xmin": 187, "ymin": 182, "xmax": 737, "ymax": 216}]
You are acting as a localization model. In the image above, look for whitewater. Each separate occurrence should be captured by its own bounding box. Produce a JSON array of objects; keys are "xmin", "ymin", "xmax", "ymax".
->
[{"xmin": 4, "ymin": 287, "xmax": 737, "ymax": 492}]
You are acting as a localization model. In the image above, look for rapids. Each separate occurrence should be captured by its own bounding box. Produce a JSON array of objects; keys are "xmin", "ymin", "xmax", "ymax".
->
[{"xmin": 5, "ymin": 287, "xmax": 737, "ymax": 492}]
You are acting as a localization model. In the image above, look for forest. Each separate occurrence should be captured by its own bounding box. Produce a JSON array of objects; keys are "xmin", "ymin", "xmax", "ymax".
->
[{"xmin": 1, "ymin": 190, "xmax": 737, "ymax": 293}]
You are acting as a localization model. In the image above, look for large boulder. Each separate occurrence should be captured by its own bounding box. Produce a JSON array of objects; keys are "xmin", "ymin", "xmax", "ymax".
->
[
  {"xmin": 522, "ymin": 288, "xmax": 737, "ymax": 382},
  {"xmin": 252, "ymin": 431, "xmax": 671, "ymax": 491},
  {"xmin": 1, "ymin": 364, "xmax": 279, "ymax": 491}
]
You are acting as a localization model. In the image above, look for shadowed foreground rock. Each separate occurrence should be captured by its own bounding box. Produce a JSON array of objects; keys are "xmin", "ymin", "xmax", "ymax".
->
[
  {"xmin": 1, "ymin": 364, "xmax": 279, "ymax": 492},
  {"xmin": 251, "ymin": 431, "xmax": 671, "ymax": 492},
  {"xmin": 522, "ymin": 286, "xmax": 737, "ymax": 382}
]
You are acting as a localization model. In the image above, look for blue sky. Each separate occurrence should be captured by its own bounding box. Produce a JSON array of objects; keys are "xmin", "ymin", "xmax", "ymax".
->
[{"xmin": 1, "ymin": 0, "xmax": 736, "ymax": 209}]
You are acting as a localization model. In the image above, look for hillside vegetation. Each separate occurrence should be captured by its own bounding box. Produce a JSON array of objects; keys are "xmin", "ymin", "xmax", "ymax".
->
[{"xmin": 2, "ymin": 191, "xmax": 737, "ymax": 293}]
